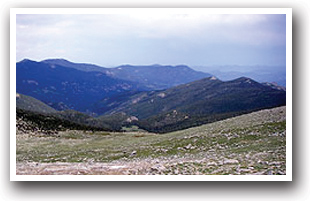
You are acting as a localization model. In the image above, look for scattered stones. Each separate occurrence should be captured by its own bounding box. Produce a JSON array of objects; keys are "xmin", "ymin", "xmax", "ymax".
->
[
  {"xmin": 16, "ymin": 106, "xmax": 286, "ymax": 176},
  {"xmin": 156, "ymin": 148, "xmax": 168, "ymax": 153}
]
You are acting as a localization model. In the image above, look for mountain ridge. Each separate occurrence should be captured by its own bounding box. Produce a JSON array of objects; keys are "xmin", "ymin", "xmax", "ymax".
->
[
  {"xmin": 41, "ymin": 58, "xmax": 212, "ymax": 90},
  {"xmin": 16, "ymin": 59, "xmax": 213, "ymax": 114},
  {"xmin": 17, "ymin": 59, "xmax": 147, "ymax": 113},
  {"xmin": 97, "ymin": 75, "xmax": 285, "ymax": 132},
  {"xmin": 16, "ymin": 59, "xmax": 286, "ymax": 133}
]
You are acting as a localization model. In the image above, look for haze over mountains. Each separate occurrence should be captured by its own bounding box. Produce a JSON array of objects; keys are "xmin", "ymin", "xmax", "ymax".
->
[
  {"xmin": 193, "ymin": 65, "xmax": 286, "ymax": 87},
  {"xmin": 16, "ymin": 58, "xmax": 286, "ymax": 133}
]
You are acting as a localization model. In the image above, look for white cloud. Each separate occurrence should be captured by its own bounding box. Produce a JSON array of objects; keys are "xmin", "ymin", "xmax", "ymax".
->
[
  {"xmin": 15, "ymin": 13, "xmax": 286, "ymax": 66},
  {"xmin": 15, "ymin": 13, "xmax": 276, "ymax": 42}
]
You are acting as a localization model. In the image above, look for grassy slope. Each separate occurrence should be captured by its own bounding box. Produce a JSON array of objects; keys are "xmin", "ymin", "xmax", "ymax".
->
[
  {"xmin": 16, "ymin": 106, "xmax": 286, "ymax": 175},
  {"xmin": 16, "ymin": 93, "xmax": 57, "ymax": 114}
]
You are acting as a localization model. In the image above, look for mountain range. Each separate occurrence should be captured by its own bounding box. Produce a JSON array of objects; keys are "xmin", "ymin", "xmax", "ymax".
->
[
  {"xmin": 17, "ymin": 59, "xmax": 211, "ymax": 113},
  {"xmin": 42, "ymin": 59, "xmax": 212, "ymax": 90},
  {"xmin": 16, "ymin": 59, "xmax": 286, "ymax": 133}
]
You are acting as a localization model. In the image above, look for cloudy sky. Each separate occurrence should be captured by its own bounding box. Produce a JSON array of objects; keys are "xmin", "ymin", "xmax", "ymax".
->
[{"xmin": 16, "ymin": 13, "xmax": 286, "ymax": 67}]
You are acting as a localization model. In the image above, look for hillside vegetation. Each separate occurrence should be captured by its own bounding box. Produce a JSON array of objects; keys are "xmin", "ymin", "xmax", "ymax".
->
[
  {"xmin": 99, "ymin": 76, "xmax": 286, "ymax": 133},
  {"xmin": 16, "ymin": 106, "xmax": 286, "ymax": 175},
  {"xmin": 16, "ymin": 93, "xmax": 57, "ymax": 114}
]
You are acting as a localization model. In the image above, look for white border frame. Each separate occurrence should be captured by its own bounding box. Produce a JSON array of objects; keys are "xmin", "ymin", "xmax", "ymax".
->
[{"xmin": 10, "ymin": 8, "xmax": 292, "ymax": 181}]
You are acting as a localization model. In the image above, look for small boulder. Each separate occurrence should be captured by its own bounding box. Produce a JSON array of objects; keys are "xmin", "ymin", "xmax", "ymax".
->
[
  {"xmin": 130, "ymin": 151, "xmax": 137, "ymax": 156},
  {"xmin": 184, "ymin": 144, "xmax": 192, "ymax": 150},
  {"xmin": 223, "ymin": 159, "xmax": 239, "ymax": 165}
]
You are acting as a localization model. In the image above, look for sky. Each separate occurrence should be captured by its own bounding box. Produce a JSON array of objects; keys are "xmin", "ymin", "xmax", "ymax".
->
[{"xmin": 16, "ymin": 13, "xmax": 286, "ymax": 68}]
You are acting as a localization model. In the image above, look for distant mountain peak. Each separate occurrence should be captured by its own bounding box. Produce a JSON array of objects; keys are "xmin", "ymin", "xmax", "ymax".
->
[
  {"xmin": 117, "ymin": 64, "xmax": 134, "ymax": 68},
  {"xmin": 18, "ymin": 58, "xmax": 35, "ymax": 63},
  {"xmin": 43, "ymin": 58, "xmax": 69, "ymax": 62},
  {"xmin": 42, "ymin": 58, "xmax": 82, "ymax": 66}
]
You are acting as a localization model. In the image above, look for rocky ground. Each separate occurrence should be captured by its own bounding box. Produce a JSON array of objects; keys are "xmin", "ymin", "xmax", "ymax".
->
[
  {"xmin": 16, "ymin": 106, "xmax": 286, "ymax": 175},
  {"xmin": 16, "ymin": 153, "xmax": 285, "ymax": 175}
]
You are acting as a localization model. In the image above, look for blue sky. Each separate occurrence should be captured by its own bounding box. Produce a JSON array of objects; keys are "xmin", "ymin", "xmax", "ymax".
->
[{"xmin": 16, "ymin": 13, "xmax": 286, "ymax": 68}]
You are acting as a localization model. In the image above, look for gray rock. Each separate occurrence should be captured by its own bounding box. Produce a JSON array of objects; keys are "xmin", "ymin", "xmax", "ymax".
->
[
  {"xmin": 239, "ymin": 168, "xmax": 252, "ymax": 173},
  {"xmin": 207, "ymin": 161, "xmax": 218, "ymax": 166},
  {"xmin": 151, "ymin": 165, "xmax": 166, "ymax": 172},
  {"xmin": 184, "ymin": 144, "xmax": 192, "ymax": 150},
  {"xmin": 223, "ymin": 159, "xmax": 239, "ymax": 165},
  {"xmin": 130, "ymin": 151, "xmax": 137, "ymax": 156}
]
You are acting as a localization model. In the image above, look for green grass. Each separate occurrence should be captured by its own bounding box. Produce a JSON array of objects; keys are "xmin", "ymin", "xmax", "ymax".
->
[
  {"xmin": 16, "ymin": 106, "xmax": 286, "ymax": 175},
  {"xmin": 16, "ymin": 120, "xmax": 286, "ymax": 162}
]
